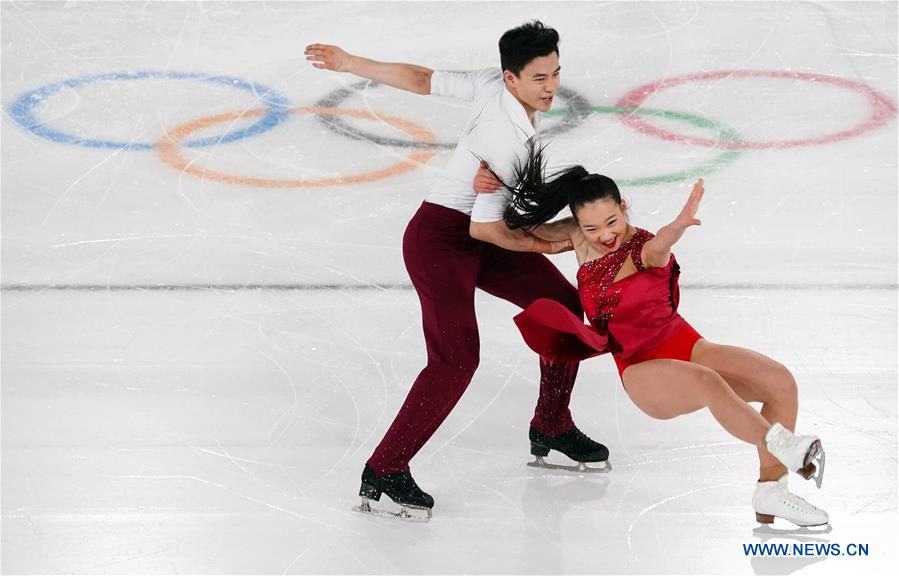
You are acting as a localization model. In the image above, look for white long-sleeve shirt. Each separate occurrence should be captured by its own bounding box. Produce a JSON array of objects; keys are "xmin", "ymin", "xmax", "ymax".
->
[{"xmin": 427, "ymin": 68, "xmax": 541, "ymax": 223}]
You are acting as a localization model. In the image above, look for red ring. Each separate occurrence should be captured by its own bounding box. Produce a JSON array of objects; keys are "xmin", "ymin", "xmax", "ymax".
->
[{"xmin": 616, "ymin": 70, "xmax": 897, "ymax": 150}]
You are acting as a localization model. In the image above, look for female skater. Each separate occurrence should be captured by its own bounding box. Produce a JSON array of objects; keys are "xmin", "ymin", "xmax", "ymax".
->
[{"xmin": 483, "ymin": 145, "xmax": 828, "ymax": 527}]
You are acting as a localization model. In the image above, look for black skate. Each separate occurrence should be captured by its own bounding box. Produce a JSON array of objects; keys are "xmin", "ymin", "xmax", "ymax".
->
[
  {"xmin": 528, "ymin": 426, "xmax": 612, "ymax": 473},
  {"xmin": 354, "ymin": 464, "xmax": 434, "ymax": 521}
]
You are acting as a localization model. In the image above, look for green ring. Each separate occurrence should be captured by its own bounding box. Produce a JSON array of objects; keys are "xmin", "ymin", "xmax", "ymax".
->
[{"xmin": 544, "ymin": 106, "xmax": 743, "ymax": 186}]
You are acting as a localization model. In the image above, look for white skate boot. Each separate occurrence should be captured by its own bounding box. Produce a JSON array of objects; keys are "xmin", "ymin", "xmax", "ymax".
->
[
  {"xmin": 752, "ymin": 474, "xmax": 829, "ymax": 527},
  {"xmin": 765, "ymin": 422, "xmax": 825, "ymax": 488}
]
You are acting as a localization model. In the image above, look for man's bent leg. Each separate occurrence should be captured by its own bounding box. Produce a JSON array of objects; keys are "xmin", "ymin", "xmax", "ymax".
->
[
  {"xmin": 477, "ymin": 248, "xmax": 583, "ymax": 436},
  {"xmin": 367, "ymin": 203, "xmax": 482, "ymax": 475}
]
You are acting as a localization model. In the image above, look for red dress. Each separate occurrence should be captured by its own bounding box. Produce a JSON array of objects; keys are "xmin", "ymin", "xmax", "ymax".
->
[{"xmin": 514, "ymin": 228, "xmax": 702, "ymax": 376}]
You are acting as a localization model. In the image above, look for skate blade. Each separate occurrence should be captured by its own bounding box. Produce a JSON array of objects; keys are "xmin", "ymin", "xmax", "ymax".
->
[
  {"xmin": 756, "ymin": 514, "xmax": 830, "ymax": 529},
  {"xmin": 753, "ymin": 522, "xmax": 833, "ymax": 535},
  {"xmin": 799, "ymin": 440, "xmax": 825, "ymax": 489},
  {"xmin": 527, "ymin": 455, "xmax": 612, "ymax": 473},
  {"xmin": 353, "ymin": 498, "xmax": 432, "ymax": 522}
]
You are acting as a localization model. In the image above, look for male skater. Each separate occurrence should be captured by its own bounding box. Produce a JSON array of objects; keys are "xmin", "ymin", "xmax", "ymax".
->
[{"xmin": 305, "ymin": 20, "xmax": 609, "ymax": 519}]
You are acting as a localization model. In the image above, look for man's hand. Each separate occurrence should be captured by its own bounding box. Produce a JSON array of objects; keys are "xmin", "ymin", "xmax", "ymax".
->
[
  {"xmin": 471, "ymin": 220, "xmax": 573, "ymax": 254},
  {"xmin": 303, "ymin": 44, "xmax": 432, "ymax": 95},
  {"xmin": 545, "ymin": 238, "xmax": 574, "ymax": 254},
  {"xmin": 473, "ymin": 162, "xmax": 503, "ymax": 194},
  {"xmin": 305, "ymin": 44, "xmax": 354, "ymax": 72}
]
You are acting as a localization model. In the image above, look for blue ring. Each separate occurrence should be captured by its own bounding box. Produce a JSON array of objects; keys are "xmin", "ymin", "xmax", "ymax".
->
[{"xmin": 7, "ymin": 71, "xmax": 292, "ymax": 150}]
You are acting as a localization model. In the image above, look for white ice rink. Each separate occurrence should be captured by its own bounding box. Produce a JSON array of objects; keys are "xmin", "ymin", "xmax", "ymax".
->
[{"xmin": 1, "ymin": 1, "xmax": 897, "ymax": 574}]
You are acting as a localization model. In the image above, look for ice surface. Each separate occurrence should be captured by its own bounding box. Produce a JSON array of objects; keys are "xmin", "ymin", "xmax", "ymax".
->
[{"xmin": 2, "ymin": 1, "xmax": 897, "ymax": 574}]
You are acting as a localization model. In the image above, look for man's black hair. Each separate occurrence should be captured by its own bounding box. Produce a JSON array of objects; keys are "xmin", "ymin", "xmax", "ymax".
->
[{"xmin": 499, "ymin": 20, "xmax": 560, "ymax": 76}]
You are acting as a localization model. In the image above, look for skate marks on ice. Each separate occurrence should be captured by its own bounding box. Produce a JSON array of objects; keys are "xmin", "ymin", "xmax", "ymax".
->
[
  {"xmin": 626, "ymin": 481, "xmax": 735, "ymax": 563},
  {"xmin": 1, "ymin": 1, "xmax": 897, "ymax": 574},
  {"xmin": 513, "ymin": 473, "xmax": 613, "ymax": 574}
]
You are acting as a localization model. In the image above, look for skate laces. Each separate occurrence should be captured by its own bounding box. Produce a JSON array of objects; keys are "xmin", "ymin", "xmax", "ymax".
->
[
  {"xmin": 770, "ymin": 425, "xmax": 798, "ymax": 449},
  {"xmin": 780, "ymin": 490, "xmax": 821, "ymax": 512},
  {"xmin": 770, "ymin": 424, "xmax": 815, "ymax": 452},
  {"xmin": 565, "ymin": 427, "xmax": 597, "ymax": 450},
  {"xmin": 385, "ymin": 472, "xmax": 426, "ymax": 497}
]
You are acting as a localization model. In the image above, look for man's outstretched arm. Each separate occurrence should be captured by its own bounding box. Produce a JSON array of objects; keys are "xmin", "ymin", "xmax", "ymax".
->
[{"xmin": 304, "ymin": 44, "xmax": 433, "ymax": 95}]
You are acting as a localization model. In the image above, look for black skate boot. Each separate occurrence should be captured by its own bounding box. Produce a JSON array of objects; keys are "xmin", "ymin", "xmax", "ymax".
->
[
  {"xmin": 354, "ymin": 464, "xmax": 434, "ymax": 521},
  {"xmin": 528, "ymin": 426, "xmax": 612, "ymax": 473}
]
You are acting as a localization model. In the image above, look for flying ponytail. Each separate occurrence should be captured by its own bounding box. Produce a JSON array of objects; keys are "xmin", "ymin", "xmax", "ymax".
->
[
  {"xmin": 476, "ymin": 138, "xmax": 622, "ymax": 229},
  {"xmin": 474, "ymin": 139, "xmax": 587, "ymax": 229}
]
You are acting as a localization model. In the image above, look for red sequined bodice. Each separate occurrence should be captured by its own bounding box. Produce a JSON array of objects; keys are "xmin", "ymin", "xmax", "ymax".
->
[
  {"xmin": 512, "ymin": 227, "xmax": 688, "ymax": 364},
  {"xmin": 576, "ymin": 228, "xmax": 685, "ymax": 359},
  {"xmin": 578, "ymin": 229, "xmax": 650, "ymax": 335}
]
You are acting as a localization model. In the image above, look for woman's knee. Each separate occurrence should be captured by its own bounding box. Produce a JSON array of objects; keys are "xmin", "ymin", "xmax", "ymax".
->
[
  {"xmin": 694, "ymin": 367, "xmax": 732, "ymax": 404},
  {"xmin": 762, "ymin": 361, "xmax": 798, "ymax": 401}
]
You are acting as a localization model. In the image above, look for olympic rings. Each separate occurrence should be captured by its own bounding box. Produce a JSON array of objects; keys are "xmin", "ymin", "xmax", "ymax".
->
[
  {"xmin": 9, "ymin": 68, "xmax": 894, "ymax": 188},
  {"xmin": 546, "ymin": 106, "xmax": 744, "ymax": 186},
  {"xmin": 8, "ymin": 71, "xmax": 291, "ymax": 150},
  {"xmin": 156, "ymin": 106, "xmax": 438, "ymax": 188},
  {"xmin": 313, "ymin": 80, "xmax": 593, "ymax": 149},
  {"xmin": 616, "ymin": 70, "xmax": 897, "ymax": 150}
]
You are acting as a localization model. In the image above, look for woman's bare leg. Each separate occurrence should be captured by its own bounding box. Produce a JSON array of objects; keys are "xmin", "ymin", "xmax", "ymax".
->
[
  {"xmin": 690, "ymin": 339, "xmax": 799, "ymax": 480},
  {"xmin": 621, "ymin": 358, "xmax": 771, "ymax": 451},
  {"xmin": 622, "ymin": 349, "xmax": 827, "ymax": 526}
]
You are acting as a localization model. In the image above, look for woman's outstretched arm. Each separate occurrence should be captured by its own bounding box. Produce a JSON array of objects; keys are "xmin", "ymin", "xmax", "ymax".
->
[{"xmin": 642, "ymin": 178, "xmax": 705, "ymax": 268}]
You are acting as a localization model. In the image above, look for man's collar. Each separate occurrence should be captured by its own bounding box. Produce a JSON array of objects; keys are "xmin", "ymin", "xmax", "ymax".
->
[{"xmin": 501, "ymin": 87, "xmax": 540, "ymax": 137}]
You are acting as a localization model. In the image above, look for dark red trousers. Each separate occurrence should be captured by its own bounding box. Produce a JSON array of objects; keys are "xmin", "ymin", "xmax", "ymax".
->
[{"xmin": 368, "ymin": 202, "xmax": 583, "ymax": 474}]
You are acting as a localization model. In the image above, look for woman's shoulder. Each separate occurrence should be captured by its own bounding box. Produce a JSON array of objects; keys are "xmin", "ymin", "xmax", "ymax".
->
[
  {"xmin": 634, "ymin": 227, "xmax": 654, "ymax": 240},
  {"xmin": 618, "ymin": 227, "xmax": 652, "ymax": 251}
]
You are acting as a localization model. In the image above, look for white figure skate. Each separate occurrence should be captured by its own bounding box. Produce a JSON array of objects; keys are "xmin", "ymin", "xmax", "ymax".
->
[
  {"xmin": 752, "ymin": 474, "xmax": 829, "ymax": 527},
  {"xmin": 765, "ymin": 422, "xmax": 825, "ymax": 488}
]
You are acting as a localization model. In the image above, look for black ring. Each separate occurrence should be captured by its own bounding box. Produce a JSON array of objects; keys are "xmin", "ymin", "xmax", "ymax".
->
[{"xmin": 313, "ymin": 77, "xmax": 593, "ymax": 149}]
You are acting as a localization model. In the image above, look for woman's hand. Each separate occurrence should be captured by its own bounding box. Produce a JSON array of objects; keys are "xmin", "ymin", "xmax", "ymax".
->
[
  {"xmin": 672, "ymin": 178, "xmax": 704, "ymax": 229},
  {"xmin": 642, "ymin": 179, "xmax": 705, "ymax": 268}
]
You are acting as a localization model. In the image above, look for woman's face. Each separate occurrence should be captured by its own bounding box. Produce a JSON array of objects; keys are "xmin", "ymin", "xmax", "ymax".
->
[{"xmin": 575, "ymin": 197, "xmax": 629, "ymax": 252}]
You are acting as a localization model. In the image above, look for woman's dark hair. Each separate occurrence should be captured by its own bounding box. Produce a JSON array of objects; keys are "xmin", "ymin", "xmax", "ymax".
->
[
  {"xmin": 478, "ymin": 139, "xmax": 621, "ymax": 230},
  {"xmin": 499, "ymin": 20, "xmax": 560, "ymax": 76}
]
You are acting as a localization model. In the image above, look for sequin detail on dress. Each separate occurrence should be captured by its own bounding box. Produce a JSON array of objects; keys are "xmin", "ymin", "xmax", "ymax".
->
[{"xmin": 577, "ymin": 228, "xmax": 653, "ymax": 352}]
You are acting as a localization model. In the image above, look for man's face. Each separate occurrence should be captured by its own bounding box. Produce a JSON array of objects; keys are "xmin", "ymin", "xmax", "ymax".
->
[{"xmin": 505, "ymin": 51, "xmax": 561, "ymax": 116}]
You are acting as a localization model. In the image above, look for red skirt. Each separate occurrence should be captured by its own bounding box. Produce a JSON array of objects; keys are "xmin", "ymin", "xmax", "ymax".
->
[{"xmin": 513, "ymin": 298, "xmax": 610, "ymax": 363}]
